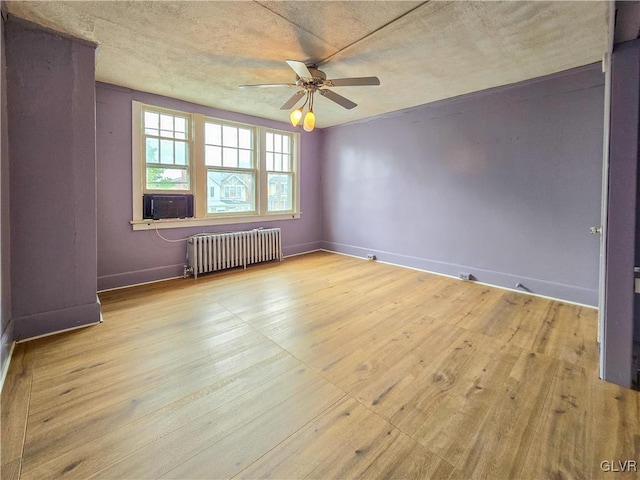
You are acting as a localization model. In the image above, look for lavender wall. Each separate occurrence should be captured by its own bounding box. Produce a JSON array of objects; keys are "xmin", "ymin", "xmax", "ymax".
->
[
  {"xmin": 634, "ymin": 46, "xmax": 640, "ymax": 346},
  {"xmin": 636, "ymin": 150, "xmax": 640, "ymax": 344},
  {"xmin": 96, "ymin": 84, "xmax": 322, "ymax": 291},
  {"xmin": 0, "ymin": 6, "xmax": 12, "ymax": 373},
  {"xmin": 321, "ymin": 65, "xmax": 604, "ymax": 306},
  {"xmin": 6, "ymin": 18, "xmax": 100, "ymax": 340},
  {"xmin": 603, "ymin": 40, "xmax": 639, "ymax": 387}
]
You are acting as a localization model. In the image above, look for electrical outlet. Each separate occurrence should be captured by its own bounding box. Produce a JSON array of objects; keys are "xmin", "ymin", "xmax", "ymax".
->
[
  {"xmin": 459, "ymin": 272, "xmax": 471, "ymax": 281},
  {"xmin": 367, "ymin": 254, "xmax": 376, "ymax": 261}
]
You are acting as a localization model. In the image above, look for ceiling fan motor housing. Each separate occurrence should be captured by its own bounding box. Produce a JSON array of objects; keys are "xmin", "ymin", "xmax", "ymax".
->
[{"xmin": 297, "ymin": 67, "xmax": 326, "ymax": 87}]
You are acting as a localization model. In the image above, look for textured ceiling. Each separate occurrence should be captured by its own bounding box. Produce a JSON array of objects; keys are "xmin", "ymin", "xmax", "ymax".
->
[{"xmin": 6, "ymin": 1, "xmax": 609, "ymax": 128}]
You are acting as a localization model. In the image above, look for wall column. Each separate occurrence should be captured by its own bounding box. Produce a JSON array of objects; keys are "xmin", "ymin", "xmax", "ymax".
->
[
  {"xmin": 6, "ymin": 18, "xmax": 100, "ymax": 340},
  {"xmin": 602, "ymin": 39, "xmax": 640, "ymax": 387}
]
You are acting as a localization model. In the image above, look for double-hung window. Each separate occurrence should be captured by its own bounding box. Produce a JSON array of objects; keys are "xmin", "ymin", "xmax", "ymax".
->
[
  {"xmin": 143, "ymin": 109, "xmax": 191, "ymax": 192},
  {"xmin": 132, "ymin": 101, "xmax": 300, "ymax": 229},
  {"xmin": 266, "ymin": 132, "xmax": 293, "ymax": 212},
  {"xmin": 204, "ymin": 121, "xmax": 256, "ymax": 214}
]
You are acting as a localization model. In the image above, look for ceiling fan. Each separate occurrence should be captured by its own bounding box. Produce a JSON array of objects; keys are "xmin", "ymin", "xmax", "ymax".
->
[{"xmin": 239, "ymin": 60, "xmax": 380, "ymax": 132}]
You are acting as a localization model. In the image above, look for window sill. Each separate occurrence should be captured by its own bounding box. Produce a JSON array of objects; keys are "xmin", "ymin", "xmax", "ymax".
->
[{"xmin": 131, "ymin": 212, "xmax": 301, "ymax": 231}]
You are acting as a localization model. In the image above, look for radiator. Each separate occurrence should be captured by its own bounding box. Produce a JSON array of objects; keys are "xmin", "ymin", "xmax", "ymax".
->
[{"xmin": 187, "ymin": 228, "xmax": 282, "ymax": 278}]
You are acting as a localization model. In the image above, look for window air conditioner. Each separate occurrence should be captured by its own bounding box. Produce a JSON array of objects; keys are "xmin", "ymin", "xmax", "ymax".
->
[{"xmin": 143, "ymin": 194, "xmax": 194, "ymax": 220}]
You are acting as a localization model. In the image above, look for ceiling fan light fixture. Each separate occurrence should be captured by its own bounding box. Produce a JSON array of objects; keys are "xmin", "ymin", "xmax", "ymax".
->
[
  {"xmin": 302, "ymin": 90, "xmax": 316, "ymax": 132},
  {"xmin": 303, "ymin": 110, "xmax": 315, "ymax": 132},
  {"xmin": 290, "ymin": 108, "xmax": 303, "ymax": 127}
]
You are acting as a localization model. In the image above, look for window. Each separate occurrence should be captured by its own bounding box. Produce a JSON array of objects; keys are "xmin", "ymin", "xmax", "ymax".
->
[
  {"xmin": 132, "ymin": 102, "xmax": 300, "ymax": 230},
  {"xmin": 205, "ymin": 121, "xmax": 256, "ymax": 214},
  {"xmin": 266, "ymin": 132, "xmax": 293, "ymax": 212},
  {"xmin": 142, "ymin": 109, "xmax": 191, "ymax": 191}
]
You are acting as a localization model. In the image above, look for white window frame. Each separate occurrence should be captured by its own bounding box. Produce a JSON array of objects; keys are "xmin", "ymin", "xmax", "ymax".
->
[
  {"xmin": 264, "ymin": 130, "xmax": 296, "ymax": 215},
  {"xmin": 141, "ymin": 106, "xmax": 193, "ymax": 194},
  {"xmin": 131, "ymin": 101, "xmax": 301, "ymax": 230},
  {"xmin": 200, "ymin": 117, "xmax": 258, "ymax": 217}
]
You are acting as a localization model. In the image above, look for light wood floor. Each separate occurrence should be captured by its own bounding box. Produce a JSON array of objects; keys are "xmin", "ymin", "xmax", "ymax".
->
[{"xmin": 2, "ymin": 251, "xmax": 639, "ymax": 479}]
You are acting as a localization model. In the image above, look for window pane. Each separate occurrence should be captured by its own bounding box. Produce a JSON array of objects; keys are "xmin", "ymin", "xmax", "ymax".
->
[
  {"xmin": 160, "ymin": 139, "xmax": 175, "ymax": 164},
  {"xmin": 175, "ymin": 117, "xmax": 186, "ymax": 133},
  {"xmin": 223, "ymin": 147, "xmax": 238, "ymax": 167},
  {"xmin": 239, "ymin": 149, "xmax": 251, "ymax": 168},
  {"xmin": 145, "ymin": 138, "xmax": 159, "ymax": 163},
  {"xmin": 266, "ymin": 132, "xmax": 273, "ymax": 152},
  {"xmin": 207, "ymin": 170, "xmax": 255, "ymax": 214},
  {"xmin": 282, "ymin": 136, "xmax": 290, "ymax": 154},
  {"xmin": 238, "ymin": 128, "xmax": 251, "ymax": 149},
  {"xmin": 144, "ymin": 110, "xmax": 159, "ymax": 135},
  {"xmin": 175, "ymin": 131, "xmax": 186, "ymax": 140},
  {"xmin": 146, "ymin": 166, "xmax": 189, "ymax": 190},
  {"xmin": 174, "ymin": 141, "xmax": 187, "ymax": 165},
  {"xmin": 268, "ymin": 173, "xmax": 292, "ymax": 211},
  {"xmin": 275, "ymin": 153, "xmax": 282, "ymax": 172},
  {"xmin": 160, "ymin": 129, "xmax": 174, "ymax": 139},
  {"xmin": 144, "ymin": 111, "xmax": 159, "ymax": 130},
  {"xmin": 205, "ymin": 145, "xmax": 222, "ymax": 166},
  {"xmin": 160, "ymin": 114, "xmax": 173, "ymax": 131},
  {"xmin": 273, "ymin": 134, "xmax": 282, "ymax": 153},
  {"xmin": 266, "ymin": 152, "xmax": 274, "ymax": 171},
  {"xmin": 206, "ymin": 123, "xmax": 221, "ymax": 145},
  {"xmin": 282, "ymin": 153, "xmax": 290, "ymax": 172},
  {"xmin": 223, "ymin": 125, "xmax": 237, "ymax": 147}
]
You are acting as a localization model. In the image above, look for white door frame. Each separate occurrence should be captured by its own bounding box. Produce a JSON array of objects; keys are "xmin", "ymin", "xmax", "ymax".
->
[{"xmin": 598, "ymin": 1, "xmax": 615, "ymax": 379}]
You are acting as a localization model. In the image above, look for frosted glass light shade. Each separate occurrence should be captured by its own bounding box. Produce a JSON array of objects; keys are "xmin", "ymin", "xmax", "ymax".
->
[
  {"xmin": 303, "ymin": 111, "xmax": 315, "ymax": 132},
  {"xmin": 290, "ymin": 108, "xmax": 303, "ymax": 127}
]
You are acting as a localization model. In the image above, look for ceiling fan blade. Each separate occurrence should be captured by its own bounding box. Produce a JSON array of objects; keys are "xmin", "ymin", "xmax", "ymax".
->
[
  {"xmin": 319, "ymin": 89, "xmax": 357, "ymax": 110},
  {"xmin": 325, "ymin": 77, "xmax": 380, "ymax": 87},
  {"xmin": 280, "ymin": 90, "xmax": 305, "ymax": 110},
  {"xmin": 239, "ymin": 83, "xmax": 295, "ymax": 88},
  {"xmin": 286, "ymin": 60, "xmax": 313, "ymax": 81}
]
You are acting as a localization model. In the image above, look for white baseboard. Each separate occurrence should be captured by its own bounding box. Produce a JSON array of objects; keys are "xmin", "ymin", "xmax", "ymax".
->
[{"xmin": 320, "ymin": 248, "xmax": 597, "ymax": 310}]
